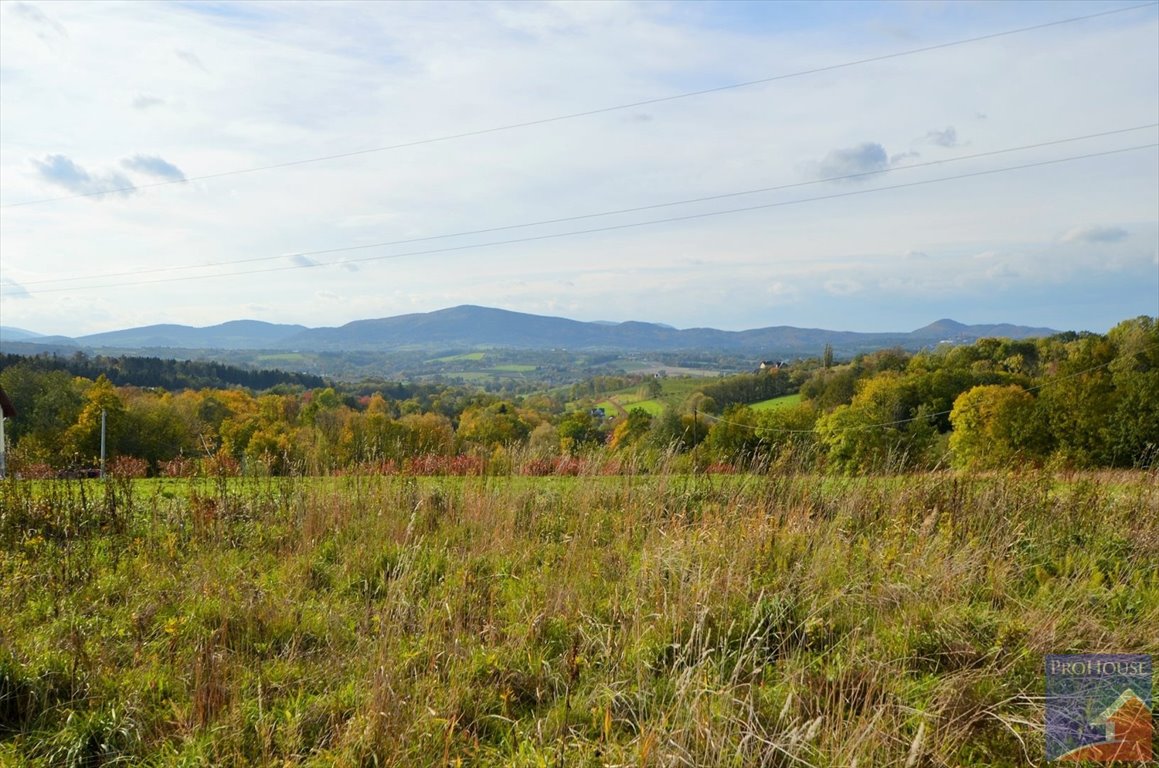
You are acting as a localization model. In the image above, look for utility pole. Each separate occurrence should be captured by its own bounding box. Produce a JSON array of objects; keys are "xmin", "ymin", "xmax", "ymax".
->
[
  {"xmin": 692, "ymin": 405, "xmax": 698, "ymax": 471},
  {"xmin": 100, "ymin": 408, "xmax": 107, "ymax": 479},
  {"xmin": 0, "ymin": 412, "xmax": 6, "ymax": 479}
]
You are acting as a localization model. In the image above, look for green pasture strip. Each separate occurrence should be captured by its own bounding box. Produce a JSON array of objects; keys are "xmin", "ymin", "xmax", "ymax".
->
[
  {"xmin": 427, "ymin": 352, "xmax": 486, "ymax": 363},
  {"xmin": 625, "ymin": 398, "xmax": 664, "ymax": 415},
  {"xmin": 750, "ymin": 392, "xmax": 803, "ymax": 411}
]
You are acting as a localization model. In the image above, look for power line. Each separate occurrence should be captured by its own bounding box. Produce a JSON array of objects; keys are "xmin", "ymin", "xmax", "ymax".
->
[
  {"xmin": 15, "ymin": 123, "xmax": 1156, "ymax": 290},
  {"xmin": 2, "ymin": 1, "xmax": 1154, "ymax": 209},
  {"xmin": 3, "ymin": 142, "xmax": 1154, "ymax": 297}
]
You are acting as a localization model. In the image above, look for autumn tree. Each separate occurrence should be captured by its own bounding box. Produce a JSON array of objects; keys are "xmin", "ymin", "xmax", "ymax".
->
[
  {"xmin": 61, "ymin": 375, "xmax": 125, "ymax": 465},
  {"xmin": 456, "ymin": 402, "xmax": 531, "ymax": 450},
  {"xmin": 948, "ymin": 385, "xmax": 1046, "ymax": 470},
  {"xmin": 815, "ymin": 372, "xmax": 933, "ymax": 473},
  {"xmin": 609, "ymin": 408, "xmax": 653, "ymax": 451}
]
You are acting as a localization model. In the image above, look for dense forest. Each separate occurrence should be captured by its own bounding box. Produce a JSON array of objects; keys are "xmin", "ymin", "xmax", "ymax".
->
[
  {"xmin": 1, "ymin": 316, "xmax": 1155, "ymax": 475},
  {"xmin": 0, "ymin": 352, "xmax": 326, "ymax": 391}
]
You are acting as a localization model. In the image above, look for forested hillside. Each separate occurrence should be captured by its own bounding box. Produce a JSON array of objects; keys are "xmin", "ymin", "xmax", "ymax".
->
[{"xmin": 0, "ymin": 353, "xmax": 325, "ymax": 392}]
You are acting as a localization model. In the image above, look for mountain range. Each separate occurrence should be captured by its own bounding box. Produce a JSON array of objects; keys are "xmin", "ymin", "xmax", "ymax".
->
[{"xmin": 0, "ymin": 305, "xmax": 1060, "ymax": 357}]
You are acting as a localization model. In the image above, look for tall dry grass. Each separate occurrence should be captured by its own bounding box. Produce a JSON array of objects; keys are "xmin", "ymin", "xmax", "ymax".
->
[{"xmin": 1, "ymin": 466, "xmax": 1155, "ymax": 766}]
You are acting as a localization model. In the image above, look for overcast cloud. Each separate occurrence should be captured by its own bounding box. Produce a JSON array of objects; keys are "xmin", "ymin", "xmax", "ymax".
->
[{"xmin": 1, "ymin": 1, "xmax": 1156, "ymax": 336}]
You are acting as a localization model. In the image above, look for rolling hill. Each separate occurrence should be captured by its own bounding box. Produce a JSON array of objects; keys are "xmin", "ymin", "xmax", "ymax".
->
[{"xmin": 4, "ymin": 305, "xmax": 1060, "ymax": 357}]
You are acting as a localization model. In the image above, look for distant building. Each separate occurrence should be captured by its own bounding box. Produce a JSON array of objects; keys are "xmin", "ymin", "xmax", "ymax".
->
[{"xmin": 589, "ymin": 407, "xmax": 607, "ymax": 419}]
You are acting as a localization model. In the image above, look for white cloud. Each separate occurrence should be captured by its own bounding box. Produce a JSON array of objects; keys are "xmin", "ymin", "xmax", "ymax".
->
[
  {"xmin": 923, "ymin": 126, "xmax": 958, "ymax": 147},
  {"xmin": 824, "ymin": 278, "xmax": 863, "ymax": 296},
  {"xmin": 1060, "ymin": 225, "xmax": 1130, "ymax": 244},
  {"xmin": 813, "ymin": 142, "xmax": 889, "ymax": 179},
  {"xmin": 10, "ymin": 2, "xmax": 66, "ymax": 41},
  {"xmin": 132, "ymin": 94, "xmax": 165, "ymax": 110},
  {"xmin": 30, "ymin": 154, "xmax": 134, "ymax": 198},
  {"xmin": 121, "ymin": 154, "xmax": 186, "ymax": 181},
  {"xmin": 0, "ymin": 277, "xmax": 31, "ymax": 300},
  {"xmin": 175, "ymin": 48, "xmax": 207, "ymax": 72}
]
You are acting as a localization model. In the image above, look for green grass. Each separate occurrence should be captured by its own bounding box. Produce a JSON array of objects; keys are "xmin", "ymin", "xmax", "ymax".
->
[
  {"xmin": 588, "ymin": 376, "xmax": 713, "ymax": 414},
  {"xmin": 488, "ymin": 364, "xmax": 536, "ymax": 373},
  {"xmin": 2, "ymin": 470, "xmax": 1155, "ymax": 765},
  {"xmin": 750, "ymin": 392, "xmax": 803, "ymax": 411},
  {"xmin": 595, "ymin": 397, "xmax": 664, "ymax": 417},
  {"xmin": 427, "ymin": 351, "xmax": 487, "ymax": 363},
  {"xmin": 622, "ymin": 398, "xmax": 663, "ymax": 415}
]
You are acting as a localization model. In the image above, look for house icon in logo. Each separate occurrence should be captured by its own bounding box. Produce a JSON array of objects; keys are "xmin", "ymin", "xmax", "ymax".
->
[{"xmin": 1057, "ymin": 688, "xmax": 1152, "ymax": 762}]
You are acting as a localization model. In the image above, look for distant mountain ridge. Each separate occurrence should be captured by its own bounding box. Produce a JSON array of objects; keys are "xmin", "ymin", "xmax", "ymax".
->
[
  {"xmin": 76, "ymin": 320, "xmax": 309, "ymax": 349},
  {"xmin": 1, "ymin": 306, "xmax": 1061, "ymax": 356}
]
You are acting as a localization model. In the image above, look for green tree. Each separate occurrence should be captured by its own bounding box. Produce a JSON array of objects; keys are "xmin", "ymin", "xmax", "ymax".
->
[
  {"xmin": 948, "ymin": 385, "xmax": 1046, "ymax": 470},
  {"xmin": 1038, "ymin": 335, "xmax": 1116, "ymax": 466},
  {"xmin": 815, "ymin": 372, "xmax": 933, "ymax": 473},
  {"xmin": 557, "ymin": 410, "xmax": 604, "ymax": 455},
  {"xmin": 648, "ymin": 407, "xmax": 706, "ymax": 452},
  {"xmin": 704, "ymin": 405, "xmax": 763, "ymax": 463},
  {"xmin": 609, "ymin": 408, "xmax": 653, "ymax": 451},
  {"xmin": 1106, "ymin": 316, "xmax": 1159, "ymax": 466},
  {"xmin": 754, "ymin": 402, "xmax": 818, "ymax": 467},
  {"xmin": 121, "ymin": 390, "xmax": 197, "ymax": 469},
  {"xmin": 0, "ymin": 364, "xmax": 83, "ymax": 466}
]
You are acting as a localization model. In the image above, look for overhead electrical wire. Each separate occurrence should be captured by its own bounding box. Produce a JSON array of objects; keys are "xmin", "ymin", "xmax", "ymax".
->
[
  {"xmin": 13, "ymin": 123, "xmax": 1157, "ymax": 290},
  {"xmin": 1, "ymin": 1, "xmax": 1154, "ymax": 209},
  {"xmin": 4, "ymin": 142, "xmax": 1155, "ymax": 297}
]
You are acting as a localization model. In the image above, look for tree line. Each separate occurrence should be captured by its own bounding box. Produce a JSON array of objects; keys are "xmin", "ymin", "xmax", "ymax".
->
[
  {"xmin": 0, "ymin": 316, "xmax": 1154, "ymax": 475},
  {"xmin": 0, "ymin": 352, "xmax": 326, "ymax": 391}
]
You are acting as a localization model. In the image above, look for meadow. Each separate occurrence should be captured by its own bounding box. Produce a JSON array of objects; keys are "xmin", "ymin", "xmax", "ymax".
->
[
  {"xmin": 749, "ymin": 393, "xmax": 803, "ymax": 412},
  {"xmin": 2, "ymin": 467, "xmax": 1155, "ymax": 766}
]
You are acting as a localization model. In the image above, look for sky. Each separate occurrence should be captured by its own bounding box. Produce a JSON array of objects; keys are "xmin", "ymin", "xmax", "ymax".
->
[{"xmin": 0, "ymin": 0, "xmax": 1157, "ymax": 337}]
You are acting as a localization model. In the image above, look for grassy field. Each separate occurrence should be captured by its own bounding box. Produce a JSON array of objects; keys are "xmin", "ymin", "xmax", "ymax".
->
[
  {"xmin": 427, "ymin": 352, "xmax": 487, "ymax": 363},
  {"xmin": 1, "ymin": 470, "xmax": 1156, "ymax": 766},
  {"xmin": 750, "ymin": 393, "xmax": 803, "ymax": 411},
  {"xmin": 589, "ymin": 376, "xmax": 711, "ymax": 417},
  {"xmin": 595, "ymin": 397, "xmax": 664, "ymax": 417}
]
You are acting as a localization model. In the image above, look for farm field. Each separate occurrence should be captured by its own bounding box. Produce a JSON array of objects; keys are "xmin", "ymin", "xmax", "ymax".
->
[
  {"xmin": 2, "ymin": 469, "xmax": 1155, "ymax": 766},
  {"xmin": 427, "ymin": 352, "xmax": 487, "ymax": 363},
  {"xmin": 590, "ymin": 376, "xmax": 712, "ymax": 417}
]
